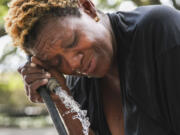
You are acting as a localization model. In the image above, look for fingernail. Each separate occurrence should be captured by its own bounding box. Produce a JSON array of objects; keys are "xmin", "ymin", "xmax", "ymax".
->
[
  {"xmin": 43, "ymin": 79, "xmax": 48, "ymax": 83},
  {"xmin": 45, "ymin": 72, "xmax": 51, "ymax": 77},
  {"xmin": 30, "ymin": 63, "xmax": 36, "ymax": 67}
]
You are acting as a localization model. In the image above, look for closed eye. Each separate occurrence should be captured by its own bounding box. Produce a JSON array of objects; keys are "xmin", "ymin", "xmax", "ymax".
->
[{"xmin": 66, "ymin": 32, "xmax": 79, "ymax": 48}]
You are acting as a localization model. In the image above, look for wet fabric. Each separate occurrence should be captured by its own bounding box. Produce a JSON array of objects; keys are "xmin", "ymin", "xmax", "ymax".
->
[{"xmin": 66, "ymin": 5, "xmax": 180, "ymax": 135}]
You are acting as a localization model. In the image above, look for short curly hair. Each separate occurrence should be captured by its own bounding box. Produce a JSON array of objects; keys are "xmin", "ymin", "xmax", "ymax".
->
[{"xmin": 5, "ymin": 0, "xmax": 81, "ymax": 54}]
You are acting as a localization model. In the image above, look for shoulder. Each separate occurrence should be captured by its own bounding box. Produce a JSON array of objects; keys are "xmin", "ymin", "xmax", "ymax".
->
[
  {"xmin": 133, "ymin": 5, "xmax": 180, "ymax": 55},
  {"xmin": 135, "ymin": 5, "xmax": 180, "ymax": 28},
  {"xmin": 107, "ymin": 5, "xmax": 180, "ymax": 37}
]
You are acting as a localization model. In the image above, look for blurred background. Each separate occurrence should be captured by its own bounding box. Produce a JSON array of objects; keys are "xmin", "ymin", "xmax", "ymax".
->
[{"xmin": 0, "ymin": 0, "xmax": 179, "ymax": 135}]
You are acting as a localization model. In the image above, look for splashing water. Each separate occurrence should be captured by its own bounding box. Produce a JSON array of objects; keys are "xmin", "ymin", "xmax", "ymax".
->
[{"xmin": 54, "ymin": 87, "xmax": 90, "ymax": 135}]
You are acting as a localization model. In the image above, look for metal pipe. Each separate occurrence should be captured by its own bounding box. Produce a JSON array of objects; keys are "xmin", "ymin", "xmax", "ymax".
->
[
  {"xmin": 38, "ymin": 86, "xmax": 68, "ymax": 135},
  {"xmin": 27, "ymin": 56, "xmax": 68, "ymax": 135}
]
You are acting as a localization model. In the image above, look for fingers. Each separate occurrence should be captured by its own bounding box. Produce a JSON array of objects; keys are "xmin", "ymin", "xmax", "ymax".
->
[
  {"xmin": 17, "ymin": 58, "xmax": 52, "ymax": 103},
  {"xmin": 18, "ymin": 61, "xmax": 30, "ymax": 73},
  {"xmin": 25, "ymin": 70, "xmax": 51, "ymax": 103},
  {"xmin": 24, "ymin": 72, "xmax": 51, "ymax": 84},
  {"xmin": 27, "ymin": 79, "xmax": 48, "ymax": 103},
  {"xmin": 21, "ymin": 66, "xmax": 43, "ymax": 76},
  {"xmin": 17, "ymin": 56, "xmax": 70, "ymax": 104}
]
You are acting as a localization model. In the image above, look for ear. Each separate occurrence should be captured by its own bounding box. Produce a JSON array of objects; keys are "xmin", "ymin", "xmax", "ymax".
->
[{"xmin": 78, "ymin": 0, "xmax": 97, "ymax": 18}]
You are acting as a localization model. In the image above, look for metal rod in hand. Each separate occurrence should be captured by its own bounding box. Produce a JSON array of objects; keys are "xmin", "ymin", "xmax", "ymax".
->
[
  {"xmin": 27, "ymin": 56, "xmax": 68, "ymax": 135},
  {"xmin": 38, "ymin": 86, "xmax": 68, "ymax": 135}
]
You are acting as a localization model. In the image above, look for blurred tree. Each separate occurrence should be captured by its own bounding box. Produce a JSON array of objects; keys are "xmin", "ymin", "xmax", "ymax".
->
[
  {"xmin": 96, "ymin": 0, "xmax": 121, "ymax": 10},
  {"xmin": 0, "ymin": 0, "xmax": 9, "ymax": 36},
  {"xmin": 172, "ymin": 0, "xmax": 180, "ymax": 9},
  {"xmin": 132, "ymin": 0, "xmax": 160, "ymax": 6}
]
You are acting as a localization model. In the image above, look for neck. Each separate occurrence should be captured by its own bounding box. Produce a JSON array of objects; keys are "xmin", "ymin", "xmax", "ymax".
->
[
  {"xmin": 104, "ymin": 60, "xmax": 119, "ymax": 80},
  {"xmin": 98, "ymin": 12, "xmax": 118, "ymax": 80},
  {"xmin": 100, "ymin": 60, "xmax": 121, "ymax": 94},
  {"xmin": 98, "ymin": 12, "xmax": 117, "ymax": 62}
]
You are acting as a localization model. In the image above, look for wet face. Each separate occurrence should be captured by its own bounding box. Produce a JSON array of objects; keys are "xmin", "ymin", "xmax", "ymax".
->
[{"xmin": 29, "ymin": 10, "xmax": 113, "ymax": 78}]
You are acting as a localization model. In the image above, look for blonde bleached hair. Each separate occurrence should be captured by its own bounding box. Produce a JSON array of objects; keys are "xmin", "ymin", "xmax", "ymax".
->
[{"xmin": 5, "ymin": 0, "xmax": 80, "ymax": 54}]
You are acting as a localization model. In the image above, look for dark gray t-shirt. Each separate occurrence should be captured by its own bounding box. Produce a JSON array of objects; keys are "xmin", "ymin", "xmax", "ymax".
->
[{"xmin": 66, "ymin": 5, "xmax": 180, "ymax": 135}]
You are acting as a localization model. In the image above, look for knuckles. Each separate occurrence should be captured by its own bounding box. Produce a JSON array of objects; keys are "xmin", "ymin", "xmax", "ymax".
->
[
  {"xmin": 24, "ymin": 75, "xmax": 29, "ymax": 83},
  {"xmin": 21, "ymin": 68, "xmax": 27, "ymax": 75},
  {"xmin": 18, "ymin": 62, "xmax": 46, "ymax": 103}
]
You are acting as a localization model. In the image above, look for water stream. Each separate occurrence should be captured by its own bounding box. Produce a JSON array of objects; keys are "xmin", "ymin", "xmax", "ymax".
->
[{"xmin": 54, "ymin": 87, "xmax": 90, "ymax": 135}]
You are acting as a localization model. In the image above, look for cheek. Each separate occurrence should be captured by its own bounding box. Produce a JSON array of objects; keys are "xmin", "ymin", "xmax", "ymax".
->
[
  {"xmin": 92, "ymin": 44, "xmax": 112, "ymax": 77},
  {"xmin": 95, "ymin": 55, "xmax": 111, "ymax": 77},
  {"xmin": 58, "ymin": 58, "xmax": 74, "ymax": 75}
]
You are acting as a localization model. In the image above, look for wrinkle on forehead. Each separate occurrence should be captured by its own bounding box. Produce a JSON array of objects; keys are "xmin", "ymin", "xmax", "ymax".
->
[
  {"xmin": 33, "ymin": 39, "xmax": 53, "ymax": 61},
  {"xmin": 29, "ymin": 16, "xmax": 80, "ymax": 61},
  {"xmin": 30, "ymin": 18, "xmax": 65, "ymax": 60}
]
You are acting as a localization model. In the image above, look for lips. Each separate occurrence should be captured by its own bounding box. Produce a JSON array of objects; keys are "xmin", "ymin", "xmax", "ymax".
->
[
  {"xmin": 79, "ymin": 57, "xmax": 96, "ymax": 75},
  {"xmin": 77, "ymin": 55, "xmax": 96, "ymax": 76}
]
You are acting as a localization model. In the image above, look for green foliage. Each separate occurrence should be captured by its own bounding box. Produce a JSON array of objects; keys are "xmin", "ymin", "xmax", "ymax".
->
[
  {"xmin": 0, "ymin": 73, "xmax": 33, "ymax": 109},
  {"xmin": 0, "ymin": 73, "xmax": 50, "ymax": 127},
  {"xmin": 0, "ymin": 0, "xmax": 9, "ymax": 25},
  {"xmin": 0, "ymin": 0, "xmax": 10, "ymax": 6},
  {"xmin": 97, "ymin": 0, "xmax": 122, "ymax": 10},
  {"xmin": 0, "ymin": 5, "xmax": 7, "ymax": 24}
]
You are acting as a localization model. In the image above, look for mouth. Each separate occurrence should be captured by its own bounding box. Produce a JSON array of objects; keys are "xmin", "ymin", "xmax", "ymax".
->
[{"xmin": 77, "ymin": 56, "xmax": 96, "ymax": 76}]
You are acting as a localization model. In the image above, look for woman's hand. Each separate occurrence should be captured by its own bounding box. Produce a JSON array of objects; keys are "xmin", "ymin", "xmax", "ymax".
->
[
  {"xmin": 18, "ymin": 57, "xmax": 51, "ymax": 103},
  {"xmin": 18, "ymin": 56, "xmax": 94, "ymax": 135},
  {"xmin": 18, "ymin": 56, "xmax": 67, "ymax": 103}
]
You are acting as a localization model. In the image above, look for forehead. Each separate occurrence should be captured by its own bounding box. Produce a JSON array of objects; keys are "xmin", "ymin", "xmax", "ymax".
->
[
  {"xmin": 30, "ymin": 17, "xmax": 75, "ymax": 60},
  {"xmin": 29, "ymin": 12, "xmax": 95, "ymax": 60}
]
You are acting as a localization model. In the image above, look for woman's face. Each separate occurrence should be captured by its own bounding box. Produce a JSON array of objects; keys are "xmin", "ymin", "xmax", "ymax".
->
[{"xmin": 29, "ymin": 11, "xmax": 113, "ymax": 78}]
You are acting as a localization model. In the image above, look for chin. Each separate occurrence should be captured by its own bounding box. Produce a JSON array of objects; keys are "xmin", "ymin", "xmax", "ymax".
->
[
  {"xmin": 91, "ymin": 68, "xmax": 109, "ymax": 78},
  {"xmin": 88, "ymin": 58, "xmax": 111, "ymax": 78}
]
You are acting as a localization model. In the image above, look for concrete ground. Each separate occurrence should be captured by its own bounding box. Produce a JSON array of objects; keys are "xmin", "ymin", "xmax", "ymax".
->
[{"xmin": 0, "ymin": 127, "xmax": 58, "ymax": 135}]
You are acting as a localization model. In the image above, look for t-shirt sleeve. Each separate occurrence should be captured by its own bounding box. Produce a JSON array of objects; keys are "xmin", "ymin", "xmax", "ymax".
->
[
  {"xmin": 156, "ymin": 46, "xmax": 180, "ymax": 134},
  {"xmin": 137, "ymin": 6, "xmax": 180, "ymax": 55}
]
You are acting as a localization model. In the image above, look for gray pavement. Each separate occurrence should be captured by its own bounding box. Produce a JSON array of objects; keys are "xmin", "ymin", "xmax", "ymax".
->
[{"xmin": 0, "ymin": 127, "xmax": 58, "ymax": 135}]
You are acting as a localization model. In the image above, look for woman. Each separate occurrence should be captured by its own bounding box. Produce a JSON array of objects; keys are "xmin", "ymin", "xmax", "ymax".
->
[{"xmin": 5, "ymin": 0, "xmax": 180, "ymax": 135}]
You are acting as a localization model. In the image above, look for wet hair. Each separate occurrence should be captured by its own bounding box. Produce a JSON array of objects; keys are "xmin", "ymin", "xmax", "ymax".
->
[{"xmin": 5, "ymin": 0, "xmax": 81, "ymax": 54}]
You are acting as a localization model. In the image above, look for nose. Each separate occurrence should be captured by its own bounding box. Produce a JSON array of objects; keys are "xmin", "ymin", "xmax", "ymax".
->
[{"xmin": 65, "ymin": 52, "xmax": 84, "ymax": 71}]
